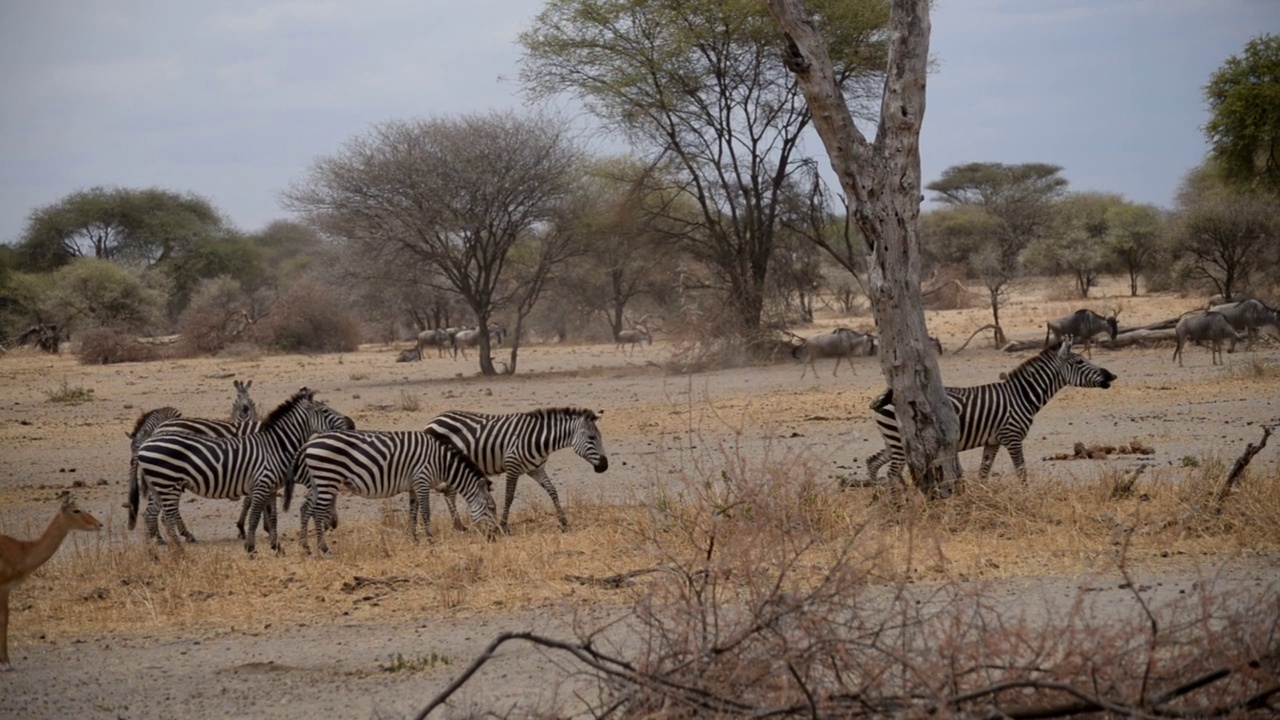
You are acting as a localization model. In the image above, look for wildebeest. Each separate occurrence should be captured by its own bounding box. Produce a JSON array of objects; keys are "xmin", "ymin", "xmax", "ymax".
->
[
  {"xmin": 453, "ymin": 324, "xmax": 507, "ymax": 360},
  {"xmin": 615, "ymin": 327, "xmax": 651, "ymax": 355},
  {"xmin": 793, "ymin": 327, "xmax": 874, "ymax": 379},
  {"xmin": 1045, "ymin": 309, "xmax": 1118, "ymax": 356},
  {"xmin": 1207, "ymin": 292, "xmax": 1252, "ymax": 308},
  {"xmin": 1173, "ymin": 312, "xmax": 1243, "ymax": 366},
  {"xmin": 415, "ymin": 328, "xmax": 456, "ymax": 359},
  {"xmin": 1206, "ymin": 299, "xmax": 1280, "ymax": 347}
]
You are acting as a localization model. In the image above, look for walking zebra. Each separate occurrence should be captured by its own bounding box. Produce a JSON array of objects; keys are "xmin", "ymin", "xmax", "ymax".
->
[
  {"xmin": 859, "ymin": 339, "xmax": 1116, "ymax": 492},
  {"xmin": 132, "ymin": 388, "xmax": 354, "ymax": 552},
  {"xmin": 424, "ymin": 407, "xmax": 609, "ymax": 532},
  {"xmin": 287, "ymin": 428, "xmax": 499, "ymax": 554}
]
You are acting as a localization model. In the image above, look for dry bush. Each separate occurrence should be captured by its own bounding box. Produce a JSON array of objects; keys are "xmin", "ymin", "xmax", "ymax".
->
[
  {"xmin": 73, "ymin": 327, "xmax": 164, "ymax": 365},
  {"xmin": 922, "ymin": 264, "xmax": 977, "ymax": 310},
  {"xmin": 249, "ymin": 278, "xmax": 363, "ymax": 353},
  {"xmin": 175, "ymin": 277, "xmax": 255, "ymax": 356}
]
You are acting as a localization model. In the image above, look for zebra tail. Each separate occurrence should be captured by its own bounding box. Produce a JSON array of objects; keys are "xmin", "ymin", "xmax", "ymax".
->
[
  {"xmin": 127, "ymin": 460, "xmax": 140, "ymax": 530},
  {"xmin": 283, "ymin": 453, "xmax": 301, "ymax": 513}
]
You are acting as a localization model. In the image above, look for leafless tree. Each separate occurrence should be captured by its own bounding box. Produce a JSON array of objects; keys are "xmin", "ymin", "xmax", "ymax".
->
[{"xmin": 283, "ymin": 111, "xmax": 584, "ymax": 375}]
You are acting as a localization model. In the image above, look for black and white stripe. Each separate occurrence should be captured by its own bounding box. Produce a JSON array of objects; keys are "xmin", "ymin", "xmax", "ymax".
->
[
  {"xmin": 287, "ymin": 429, "xmax": 498, "ymax": 554},
  {"xmin": 861, "ymin": 339, "xmax": 1117, "ymax": 489},
  {"xmin": 424, "ymin": 407, "xmax": 608, "ymax": 532},
  {"xmin": 132, "ymin": 389, "xmax": 353, "ymax": 552},
  {"xmin": 231, "ymin": 379, "xmax": 259, "ymax": 424}
]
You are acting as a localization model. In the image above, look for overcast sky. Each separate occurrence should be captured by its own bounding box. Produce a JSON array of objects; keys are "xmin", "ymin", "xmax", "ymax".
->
[{"xmin": 1, "ymin": 0, "xmax": 1276, "ymax": 245}]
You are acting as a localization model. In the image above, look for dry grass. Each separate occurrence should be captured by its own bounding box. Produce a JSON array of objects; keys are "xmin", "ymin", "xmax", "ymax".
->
[{"xmin": 17, "ymin": 451, "xmax": 1279, "ymax": 646}]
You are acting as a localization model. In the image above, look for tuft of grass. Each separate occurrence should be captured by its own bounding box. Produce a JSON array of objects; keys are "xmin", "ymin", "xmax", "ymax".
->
[
  {"xmin": 398, "ymin": 389, "xmax": 421, "ymax": 412},
  {"xmin": 349, "ymin": 372, "xmax": 370, "ymax": 381},
  {"xmin": 381, "ymin": 651, "xmax": 451, "ymax": 673},
  {"xmin": 45, "ymin": 378, "xmax": 94, "ymax": 404}
]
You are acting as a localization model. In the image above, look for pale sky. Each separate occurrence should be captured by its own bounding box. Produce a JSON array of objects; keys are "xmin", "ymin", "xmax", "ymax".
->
[{"xmin": 1, "ymin": 0, "xmax": 1276, "ymax": 245}]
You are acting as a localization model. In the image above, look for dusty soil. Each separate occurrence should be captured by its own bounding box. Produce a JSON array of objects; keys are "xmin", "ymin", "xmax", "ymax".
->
[{"xmin": 2, "ymin": 284, "xmax": 1278, "ymax": 718}]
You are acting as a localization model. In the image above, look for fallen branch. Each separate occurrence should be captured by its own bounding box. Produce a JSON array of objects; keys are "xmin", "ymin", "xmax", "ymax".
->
[
  {"xmin": 565, "ymin": 566, "xmax": 672, "ymax": 589},
  {"xmin": 1215, "ymin": 424, "xmax": 1274, "ymax": 511},
  {"xmin": 954, "ymin": 323, "xmax": 1004, "ymax": 354}
]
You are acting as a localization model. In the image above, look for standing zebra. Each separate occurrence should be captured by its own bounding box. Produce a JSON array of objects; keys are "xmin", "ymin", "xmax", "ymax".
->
[
  {"xmin": 859, "ymin": 339, "xmax": 1116, "ymax": 493},
  {"xmin": 231, "ymin": 379, "xmax": 258, "ymax": 424},
  {"xmin": 287, "ymin": 428, "xmax": 499, "ymax": 554},
  {"xmin": 425, "ymin": 407, "xmax": 609, "ymax": 532},
  {"xmin": 133, "ymin": 388, "xmax": 354, "ymax": 552}
]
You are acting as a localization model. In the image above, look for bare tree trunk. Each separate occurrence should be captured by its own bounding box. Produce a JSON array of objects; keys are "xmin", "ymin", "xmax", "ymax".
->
[{"xmin": 767, "ymin": 0, "xmax": 961, "ymax": 493}]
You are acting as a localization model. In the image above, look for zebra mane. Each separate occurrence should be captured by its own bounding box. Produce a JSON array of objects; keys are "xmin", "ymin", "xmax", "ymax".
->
[
  {"xmin": 261, "ymin": 388, "xmax": 316, "ymax": 431},
  {"xmin": 1005, "ymin": 344, "xmax": 1066, "ymax": 379},
  {"xmin": 129, "ymin": 407, "xmax": 181, "ymax": 438},
  {"xmin": 530, "ymin": 406, "xmax": 599, "ymax": 422}
]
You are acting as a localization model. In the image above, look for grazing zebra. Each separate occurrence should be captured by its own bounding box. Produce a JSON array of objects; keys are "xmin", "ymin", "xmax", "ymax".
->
[
  {"xmin": 425, "ymin": 407, "xmax": 609, "ymax": 532},
  {"xmin": 133, "ymin": 389, "xmax": 354, "ymax": 553},
  {"xmin": 287, "ymin": 428, "xmax": 499, "ymax": 554},
  {"xmin": 859, "ymin": 339, "xmax": 1116, "ymax": 492},
  {"xmin": 231, "ymin": 379, "xmax": 258, "ymax": 424}
]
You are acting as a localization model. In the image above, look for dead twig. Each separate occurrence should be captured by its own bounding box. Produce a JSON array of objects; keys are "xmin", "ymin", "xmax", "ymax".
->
[{"xmin": 1215, "ymin": 424, "xmax": 1274, "ymax": 512}]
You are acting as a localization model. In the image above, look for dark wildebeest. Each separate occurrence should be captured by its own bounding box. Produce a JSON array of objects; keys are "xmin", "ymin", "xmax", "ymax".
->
[
  {"xmin": 1173, "ymin": 312, "xmax": 1243, "ymax": 366},
  {"xmin": 794, "ymin": 328, "xmax": 874, "ymax": 379},
  {"xmin": 1207, "ymin": 292, "xmax": 1252, "ymax": 308},
  {"xmin": 415, "ymin": 328, "xmax": 455, "ymax": 359},
  {"xmin": 615, "ymin": 327, "xmax": 651, "ymax": 355},
  {"xmin": 1207, "ymin": 299, "xmax": 1280, "ymax": 348},
  {"xmin": 1044, "ymin": 309, "xmax": 1118, "ymax": 356}
]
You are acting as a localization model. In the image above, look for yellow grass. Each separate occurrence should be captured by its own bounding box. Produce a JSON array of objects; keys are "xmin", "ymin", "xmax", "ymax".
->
[{"xmin": 15, "ymin": 458, "xmax": 1280, "ymax": 645}]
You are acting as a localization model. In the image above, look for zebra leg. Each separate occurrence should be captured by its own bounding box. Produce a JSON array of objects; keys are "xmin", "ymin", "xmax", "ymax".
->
[
  {"xmin": 298, "ymin": 495, "xmax": 313, "ymax": 554},
  {"xmin": 236, "ymin": 496, "xmax": 250, "ymax": 540},
  {"xmin": 1005, "ymin": 441, "xmax": 1029, "ymax": 483},
  {"xmin": 312, "ymin": 489, "xmax": 338, "ymax": 556},
  {"xmin": 143, "ymin": 494, "xmax": 165, "ymax": 545},
  {"xmin": 529, "ymin": 467, "xmax": 569, "ymax": 531},
  {"xmin": 411, "ymin": 480, "xmax": 433, "ymax": 542},
  {"xmin": 157, "ymin": 493, "xmax": 186, "ymax": 548},
  {"xmin": 977, "ymin": 444, "xmax": 1000, "ymax": 480},
  {"xmin": 264, "ymin": 497, "xmax": 280, "ymax": 553},
  {"xmin": 439, "ymin": 484, "xmax": 467, "ymax": 532}
]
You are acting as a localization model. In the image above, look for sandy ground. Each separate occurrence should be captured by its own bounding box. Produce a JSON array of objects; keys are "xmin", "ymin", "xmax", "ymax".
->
[{"xmin": 1, "ymin": 285, "xmax": 1279, "ymax": 718}]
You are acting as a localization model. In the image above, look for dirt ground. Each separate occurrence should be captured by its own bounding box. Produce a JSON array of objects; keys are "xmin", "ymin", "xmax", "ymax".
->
[{"xmin": 1, "ymin": 284, "xmax": 1278, "ymax": 718}]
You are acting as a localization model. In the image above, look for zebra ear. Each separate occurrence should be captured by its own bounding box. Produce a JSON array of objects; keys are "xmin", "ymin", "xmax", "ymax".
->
[{"xmin": 1058, "ymin": 336, "xmax": 1074, "ymax": 357}]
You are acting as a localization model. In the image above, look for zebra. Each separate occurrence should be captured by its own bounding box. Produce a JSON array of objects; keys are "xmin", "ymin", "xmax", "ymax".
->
[
  {"xmin": 859, "ymin": 338, "xmax": 1116, "ymax": 493},
  {"xmin": 424, "ymin": 407, "xmax": 609, "ymax": 532},
  {"xmin": 793, "ymin": 327, "xmax": 874, "ymax": 379},
  {"xmin": 1173, "ymin": 312, "xmax": 1243, "ymax": 366},
  {"xmin": 133, "ymin": 388, "xmax": 354, "ymax": 553},
  {"xmin": 615, "ymin": 327, "xmax": 651, "ymax": 355},
  {"xmin": 287, "ymin": 428, "xmax": 499, "ymax": 554},
  {"xmin": 231, "ymin": 379, "xmax": 258, "ymax": 424},
  {"xmin": 1044, "ymin": 309, "xmax": 1117, "ymax": 356}
]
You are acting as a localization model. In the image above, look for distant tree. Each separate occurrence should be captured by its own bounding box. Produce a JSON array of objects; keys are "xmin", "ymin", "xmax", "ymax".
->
[
  {"xmin": 926, "ymin": 162, "xmax": 1068, "ymax": 335},
  {"xmin": 1204, "ymin": 33, "xmax": 1280, "ymax": 195},
  {"xmin": 1172, "ymin": 163, "xmax": 1277, "ymax": 299},
  {"xmin": 161, "ymin": 233, "xmax": 267, "ymax": 319},
  {"xmin": 284, "ymin": 111, "xmax": 584, "ymax": 375},
  {"xmin": 1028, "ymin": 192, "xmax": 1124, "ymax": 299},
  {"xmin": 43, "ymin": 258, "xmax": 163, "ymax": 333},
  {"xmin": 16, "ymin": 187, "xmax": 227, "ymax": 272},
  {"xmin": 1104, "ymin": 201, "xmax": 1164, "ymax": 297},
  {"xmin": 920, "ymin": 205, "xmax": 1010, "ymax": 340},
  {"xmin": 520, "ymin": 0, "xmax": 890, "ymax": 337}
]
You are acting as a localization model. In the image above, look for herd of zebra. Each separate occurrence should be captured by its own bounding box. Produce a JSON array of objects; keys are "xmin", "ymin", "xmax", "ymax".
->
[
  {"xmin": 120, "ymin": 295, "xmax": 1276, "ymax": 552},
  {"xmin": 126, "ymin": 383, "xmax": 608, "ymax": 555}
]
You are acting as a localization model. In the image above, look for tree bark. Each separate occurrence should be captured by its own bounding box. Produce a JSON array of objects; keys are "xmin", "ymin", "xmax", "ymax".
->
[{"xmin": 767, "ymin": 0, "xmax": 961, "ymax": 493}]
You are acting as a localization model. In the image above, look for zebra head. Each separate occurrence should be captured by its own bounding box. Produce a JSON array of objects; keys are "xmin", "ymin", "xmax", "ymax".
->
[
  {"xmin": 231, "ymin": 379, "xmax": 259, "ymax": 424},
  {"xmin": 1054, "ymin": 337, "xmax": 1117, "ymax": 389},
  {"xmin": 571, "ymin": 409, "xmax": 609, "ymax": 473},
  {"xmin": 262, "ymin": 388, "xmax": 355, "ymax": 439}
]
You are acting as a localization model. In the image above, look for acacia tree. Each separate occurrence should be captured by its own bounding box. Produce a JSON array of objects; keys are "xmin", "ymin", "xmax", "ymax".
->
[
  {"xmin": 766, "ymin": 0, "xmax": 960, "ymax": 494},
  {"xmin": 520, "ymin": 0, "xmax": 889, "ymax": 337},
  {"xmin": 1204, "ymin": 33, "xmax": 1280, "ymax": 195},
  {"xmin": 1028, "ymin": 192, "xmax": 1124, "ymax": 299},
  {"xmin": 1104, "ymin": 201, "xmax": 1163, "ymax": 297},
  {"xmin": 1172, "ymin": 163, "xmax": 1277, "ymax": 299},
  {"xmin": 283, "ymin": 111, "xmax": 584, "ymax": 375},
  {"xmin": 17, "ymin": 187, "xmax": 227, "ymax": 272}
]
